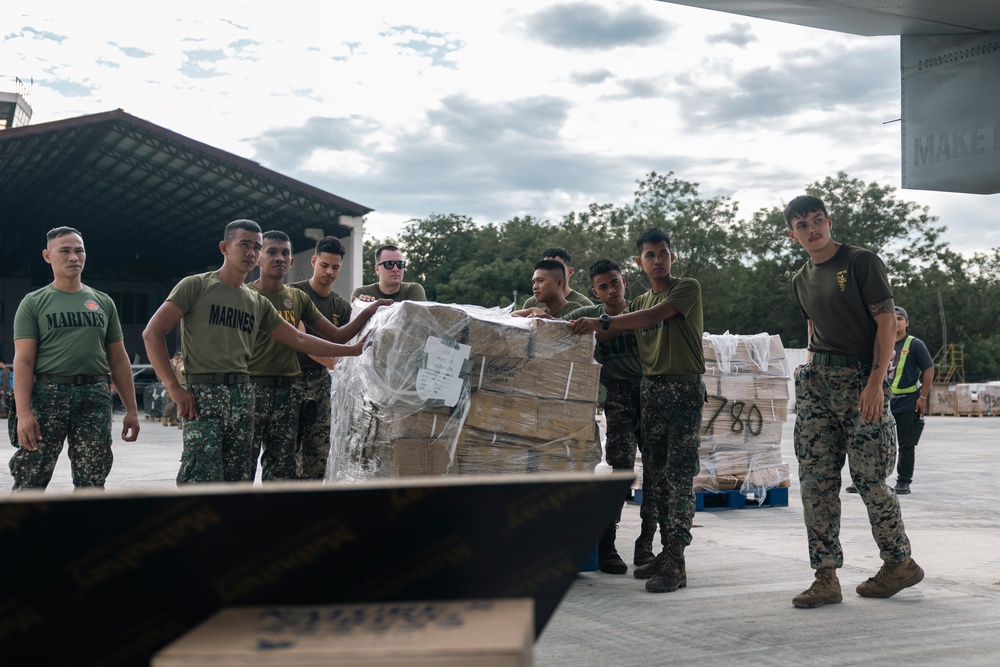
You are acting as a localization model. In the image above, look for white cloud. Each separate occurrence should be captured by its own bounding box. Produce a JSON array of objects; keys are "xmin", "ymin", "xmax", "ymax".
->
[{"xmin": 1, "ymin": 0, "xmax": 997, "ymax": 256}]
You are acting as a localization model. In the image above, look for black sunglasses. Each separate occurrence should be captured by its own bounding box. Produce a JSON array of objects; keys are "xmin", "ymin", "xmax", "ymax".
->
[{"xmin": 378, "ymin": 260, "xmax": 406, "ymax": 270}]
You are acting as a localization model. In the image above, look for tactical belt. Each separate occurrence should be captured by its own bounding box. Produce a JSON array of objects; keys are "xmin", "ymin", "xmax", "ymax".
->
[
  {"xmin": 299, "ymin": 368, "xmax": 328, "ymax": 379},
  {"xmin": 185, "ymin": 373, "xmax": 250, "ymax": 385},
  {"xmin": 250, "ymin": 376, "xmax": 296, "ymax": 387},
  {"xmin": 35, "ymin": 374, "xmax": 109, "ymax": 385},
  {"xmin": 645, "ymin": 373, "xmax": 702, "ymax": 384},
  {"xmin": 604, "ymin": 379, "xmax": 641, "ymax": 390},
  {"xmin": 811, "ymin": 352, "xmax": 873, "ymax": 367}
]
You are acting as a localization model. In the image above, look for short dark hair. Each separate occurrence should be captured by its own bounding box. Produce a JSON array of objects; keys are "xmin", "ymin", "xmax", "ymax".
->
[
  {"xmin": 375, "ymin": 244, "xmax": 400, "ymax": 262},
  {"xmin": 635, "ymin": 228, "xmax": 672, "ymax": 252},
  {"xmin": 316, "ymin": 236, "xmax": 346, "ymax": 258},
  {"xmin": 535, "ymin": 258, "xmax": 566, "ymax": 280},
  {"xmin": 224, "ymin": 219, "xmax": 261, "ymax": 242},
  {"xmin": 588, "ymin": 258, "xmax": 621, "ymax": 282},
  {"xmin": 262, "ymin": 230, "xmax": 291, "ymax": 245},
  {"xmin": 783, "ymin": 195, "xmax": 828, "ymax": 228},
  {"xmin": 46, "ymin": 226, "xmax": 82, "ymax": 241},
  {"xmin": 542, "ymin": 247, "xmax": 572, "ymax": 264}
]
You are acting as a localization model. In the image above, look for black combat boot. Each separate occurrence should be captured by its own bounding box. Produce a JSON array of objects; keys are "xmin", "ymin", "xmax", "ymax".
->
[
  {"xmin": 645, "ymin": 540, "xmax": 686, "ymax": 593},
  {"xmin": 634, "ymin": 520, "xmax": 657, "ymax": 566},
  {"xmin": 597, "ymin": 523, "xmax": 628, "ymax": 574}
]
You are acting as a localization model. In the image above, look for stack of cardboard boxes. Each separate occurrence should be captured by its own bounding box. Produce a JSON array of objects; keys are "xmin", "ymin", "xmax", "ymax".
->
[
  {"xmin": 328, "ymin": 301, "xmax": 602, "ymax": 480},
  {"xmin": 696, "ymin": 332, "xmax": 791, "ymax": 496}
]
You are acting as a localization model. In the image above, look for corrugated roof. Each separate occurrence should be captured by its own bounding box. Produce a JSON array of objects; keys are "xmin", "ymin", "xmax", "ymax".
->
[{"xmin": 0, "ymin": 109, "xmax": 371, "ymax": 283}]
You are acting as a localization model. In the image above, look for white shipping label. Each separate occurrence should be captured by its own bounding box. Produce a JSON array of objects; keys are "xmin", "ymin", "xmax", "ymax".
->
[{"xmin": 415, "ymin": 336, "xmax": 471, "ymax": 406}]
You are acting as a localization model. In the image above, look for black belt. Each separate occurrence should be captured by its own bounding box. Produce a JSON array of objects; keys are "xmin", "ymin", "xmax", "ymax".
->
[
  {"xmin": 251, "ymin": 376, "xmax": 296, "ymax": 387},
  {"xmin": 299, "ymin": 368, "xmax": 328, "ymax": 379},
  {"xmin": 811, "ymin": 352, "xmax": 873, "ymax": 367},
  {"xmin": 605, "ymin": 379, "xmax": 641, "ymax": 390},
  {"xmin": 645, "ymin": 374, "xmax": 702, "ymax": 384},
  {"xmin": 35, "ymin": 374, "xmax": 109, "ymax": 385},
  {"xmin": 185, "ymin": 373, "xmax": 250, "ymax": 385}
]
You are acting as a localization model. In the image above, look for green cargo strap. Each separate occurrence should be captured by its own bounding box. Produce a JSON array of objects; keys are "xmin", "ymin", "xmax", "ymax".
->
[{"xmin": 890, "ymin": 335, "xmax": 918, "ymax": 395}]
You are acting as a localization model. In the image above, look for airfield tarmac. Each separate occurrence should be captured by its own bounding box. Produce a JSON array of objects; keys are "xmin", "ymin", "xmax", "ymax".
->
[{"xmin": 2, "ymin": 413, "xmax": 998, "ymax": 666}]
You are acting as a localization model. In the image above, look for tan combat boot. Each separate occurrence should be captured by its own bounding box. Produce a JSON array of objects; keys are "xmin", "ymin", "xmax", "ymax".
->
[
  {"xmin": 856, "ymin": 557, "xmax": 924, "ymax": 598},
  {"xmin": 792, "ymin": 568, "xmax": 842, "ymax": 608}
]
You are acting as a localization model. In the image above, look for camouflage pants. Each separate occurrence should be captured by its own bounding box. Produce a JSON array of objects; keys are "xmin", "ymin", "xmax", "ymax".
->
[
  {"xmin": 251, "ymin": 382, "xmax": 303, "ymax": 483},
  {"xmin": 605, "ymin": 380, "xmax": 658, "ymax": 525},
  {"xmin": 8, "ymin": 382, "xmax": 113, "ymax": 490},
  {"xmin": 295, "ymin": 370, "xmax": 332, "ymax": 480},
  {"xmin": 178, "ymin": 384, "xmax": 255, "ymax": 485},
  {"xmin": 794, "ymin": 363, "xmax": 911, "ymax": 569},
  {"xmin": 640, "ymin": 376, "xmax": 703, "ymax": 547}
]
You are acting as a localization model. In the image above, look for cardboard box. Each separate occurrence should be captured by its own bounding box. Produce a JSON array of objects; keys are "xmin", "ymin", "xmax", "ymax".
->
[
  {"xmin": 389, "ymin": 438, "xmax": 456, "ymax": 476},
  {"xmin": 465, "ymin": 391, "xmax": 596, "ymax": 445},
  {"xmin": 528, "ymin": 319, "xmax": 595, "ymax": 364},
  {"xmin": 467, "ymin": 315, "xmax": 531, "ymax": 358},
  {"xmin": 469, "ymin": 355, "xmax": 601, "ymax": 404},
  {"xmin": 152, "ymin": 599, "xmax": 535, "ymax": 666}
]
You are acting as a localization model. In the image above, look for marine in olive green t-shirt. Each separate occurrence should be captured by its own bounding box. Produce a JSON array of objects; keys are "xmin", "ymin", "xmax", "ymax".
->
[
  {"xmin": 631, "ymin": 277, "xmax": 705, "ymax": 377},
  {"xmin": 351, "ymin": 282, "xmax": 426, "ymax": 303},
  {"xmin": 13, "ymin": 285, "xmax": 123, "ymax": 376},
  {"xmin": 792, "ymin": 244, "xmax": 892, "ymax": 357},
  {"xmin": 522, "ymin": 288, "xmax": 593, "ymax": 310},
  {"xmin": 565, "ymin": 303, "xmax": 643, "ymax": 384},
  {"xmin": 167, "ymin": 272, "xmax": 283, "ymax": 376},
  {"xmin": 289, "ymin": 279, "xmax": 352, "ymax": 372},
  {"xmin": 248, "ymin": 284, "xmax": 325, "ymax": 377}
]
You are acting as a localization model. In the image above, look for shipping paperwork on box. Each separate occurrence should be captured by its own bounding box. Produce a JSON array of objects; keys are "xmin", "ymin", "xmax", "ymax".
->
[
  {"xmin": 153, "ymin": 599, "xmax": 535, "ymax": 667},
  {"xmin": 328, "ymin": 301, "xmax": 601, "ymax": 481}
]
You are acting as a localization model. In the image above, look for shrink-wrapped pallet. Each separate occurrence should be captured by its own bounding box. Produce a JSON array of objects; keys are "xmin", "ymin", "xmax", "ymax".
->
[
  {"xmin": 327, "ymin": 301, "xmax": 601, "ymax": 480},
  {"xmin": 697, "ymin": 332, "xmax": 791, "ymax": 499}
]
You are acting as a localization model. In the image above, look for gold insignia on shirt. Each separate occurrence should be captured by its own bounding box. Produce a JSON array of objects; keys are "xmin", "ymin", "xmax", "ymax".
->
[{"xmin": 836, "ymin": 270, "xmax": 847, "ymax": 292}]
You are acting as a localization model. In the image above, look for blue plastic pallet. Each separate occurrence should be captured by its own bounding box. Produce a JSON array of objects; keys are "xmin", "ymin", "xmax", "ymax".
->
[
  {"xmin": 632, "ymin": 487, "xmax": 789, "ymax": 511},
  {"xmin": 696, "ymin": 487, "xmax": 788, "ymax": 511}
]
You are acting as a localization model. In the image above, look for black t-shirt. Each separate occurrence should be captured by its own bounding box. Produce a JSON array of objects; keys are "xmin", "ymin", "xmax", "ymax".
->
[
  {"xmin": 792, "ymin": 244, "xmax": 893, "ymax": 356},
  {"xmin": 890, "ymin": 335, "xmax": 934, "ymax": 413}
]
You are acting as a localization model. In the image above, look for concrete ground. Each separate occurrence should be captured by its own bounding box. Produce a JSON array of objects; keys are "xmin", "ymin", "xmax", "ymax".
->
[{"xmin": 2, "ymin": 413, "xmax": 999, "ymax": 665}]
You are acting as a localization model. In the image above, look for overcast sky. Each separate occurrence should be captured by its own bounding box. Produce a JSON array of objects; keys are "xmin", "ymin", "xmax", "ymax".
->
[{"xmin": 2, "ymin": 0, "xmax": 996, "ymax": 254}]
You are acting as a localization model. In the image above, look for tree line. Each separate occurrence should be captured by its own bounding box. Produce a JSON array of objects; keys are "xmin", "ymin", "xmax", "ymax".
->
[{"xmin": 363, "ymin": 171, "xmax": 1000, "ymax": 379}]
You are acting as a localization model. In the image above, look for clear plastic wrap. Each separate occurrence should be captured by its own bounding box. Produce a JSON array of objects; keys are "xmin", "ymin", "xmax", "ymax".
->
[
  {"xmin": 327, "ymin": 301, "xmax": 602, "ymax": 481},
  {"xmin": 696, "ymin": 332, "xmax": 792, "ymax": 502}
]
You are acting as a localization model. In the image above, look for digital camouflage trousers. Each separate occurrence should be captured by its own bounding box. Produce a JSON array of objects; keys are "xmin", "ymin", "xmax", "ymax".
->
[
  {"xmin": 295, "ymin": 370, "xmax": 332, "ymax": 480},
  {"xmin": 251, "ymin": 382, "xmax": 303, "ymax": 483},
  {"xmin": 605, "ymin": 380, "xmax": 658, "ymax": 525},
  {"xmin": 8, "ymin": 381, "xmax": 113, "ymax": 490},
  {"xmin": 177, "ymin": 383, "xmax": 255, "ymax": 485},
  {"xmin": 640, "ymin": 376, "xmax": 704, "ymax": 548},
  {"xmin": 794, "ymin": 362, "xmax": 911, "ymax": 568}
]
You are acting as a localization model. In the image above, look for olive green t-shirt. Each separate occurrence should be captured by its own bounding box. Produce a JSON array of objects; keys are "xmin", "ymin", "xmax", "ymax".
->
[
  {"xmin": 564, "ymin": 304, "xmax": 643, "ymax": 384},
  {"xmin": 539, "ymin": 301, "xmax": 580, "ymax": 320},
  {"xmin": 13, "ymin": 284, "xmax": 123, "ymax": 375},
  {"xmin": 522, "ymin": 288, "xmax": 593, "ymax": 310},
  {"xmin": 167, "ymin": 272, "xmax": 283, "ymax": 376},
  {"xmin": 289, "ymin": 279, "xmax": 352, "ymax": 372},
  {"xmin": 351, "ymin": 282, "xmax": 426, "ymax": 303},
  {"xmin": 248, "ymin": 284, "xmax": 325, "ymax": 377},
  {"xmin": 631, "ymin": 278, "xmax": 706, "ymax": 377},
  {"xmin": 792, "ymin": 244, "xmax": 893, "ymax": 356}
]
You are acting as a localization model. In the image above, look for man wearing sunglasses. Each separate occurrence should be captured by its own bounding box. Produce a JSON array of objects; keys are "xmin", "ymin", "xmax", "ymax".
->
[{"xmin": 352, "ymin": 244, "xmax": 427, "ymax": 303}]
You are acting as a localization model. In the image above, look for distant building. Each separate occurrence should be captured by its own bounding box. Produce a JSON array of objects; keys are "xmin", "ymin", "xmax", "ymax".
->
[{"xmin": 0, "ymin": 105, "xmax": 371, "ymax": 363}]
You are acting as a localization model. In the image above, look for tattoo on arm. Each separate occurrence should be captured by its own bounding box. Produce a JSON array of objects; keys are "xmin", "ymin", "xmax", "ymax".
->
[
  {"xmin": 873, "ymin": 338, "xmax": 880, "ymax": 365},
  {"xmin": 868, "ymin": 297, "xmax": 895, "ymax": 318}
]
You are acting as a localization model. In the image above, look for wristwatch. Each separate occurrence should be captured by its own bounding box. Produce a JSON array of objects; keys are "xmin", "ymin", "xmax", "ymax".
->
[{"xmin": 599, "ymin": 313, "xmax": 611, "ymax": 331}]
